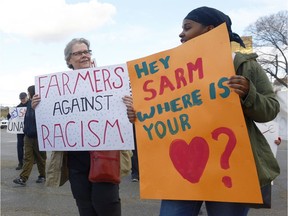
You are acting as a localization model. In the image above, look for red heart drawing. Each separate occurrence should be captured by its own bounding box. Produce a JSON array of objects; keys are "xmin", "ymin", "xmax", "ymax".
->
[{"xmin": 169, "ymin": 137, "xmax": 209, "ymax": 183}]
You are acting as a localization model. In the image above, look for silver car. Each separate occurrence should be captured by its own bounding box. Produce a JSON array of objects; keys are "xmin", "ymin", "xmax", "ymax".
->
[{"xmin": 0, "ymin": 119, "xmax": 8, "ymax": 129}]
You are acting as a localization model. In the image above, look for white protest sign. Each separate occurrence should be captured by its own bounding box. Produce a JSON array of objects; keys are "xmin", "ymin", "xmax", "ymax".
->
[
  {"xmin": 35, "ymin": 64, "xmax": 134, "ymax": 151},
  {"xmin": 275, "ymin": 90, "xmax": 287, "ymax": 140},
  {"xmin": 7, "ymin": 107, "xmax": 26, "ymax": 134},
  {"xmin": 256, "ymin": 121, "xmax": 279, "ymax": 157}
]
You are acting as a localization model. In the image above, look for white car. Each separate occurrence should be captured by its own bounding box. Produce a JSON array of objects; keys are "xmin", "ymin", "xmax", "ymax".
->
[{"xmin": 0, "ymin": 119, "xmax": 8, "ymax": 129}]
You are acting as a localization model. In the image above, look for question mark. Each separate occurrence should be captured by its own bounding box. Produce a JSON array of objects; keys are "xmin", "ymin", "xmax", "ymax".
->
[{"xmin": 212, "ymin": 127, "xmax": 236, "ymax": 188}]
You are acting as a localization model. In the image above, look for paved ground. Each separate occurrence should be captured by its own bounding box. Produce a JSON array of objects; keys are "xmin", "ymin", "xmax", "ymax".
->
[{"xmin": 1, "ymin": 129, "xmax": 287, "ymax": 216}]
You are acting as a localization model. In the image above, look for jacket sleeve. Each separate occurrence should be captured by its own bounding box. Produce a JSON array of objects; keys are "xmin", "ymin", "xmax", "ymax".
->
[{"xmin": 240, "ymin": 59, "xmax": 280, "ymax": 122}]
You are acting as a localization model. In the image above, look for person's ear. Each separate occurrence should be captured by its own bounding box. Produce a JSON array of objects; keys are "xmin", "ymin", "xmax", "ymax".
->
[
  {"xmin": 207, "ymin": 25, "xmax": 215, "ymax": 31},
  {"xmin": 202, "ymin": 25, "xmax": 214, "ymax": 34}
]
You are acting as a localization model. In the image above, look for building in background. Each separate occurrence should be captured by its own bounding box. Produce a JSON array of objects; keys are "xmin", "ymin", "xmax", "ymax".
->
[{"xmin": 231, "ymin": 36, "xmax": 253, "ymax": 53}]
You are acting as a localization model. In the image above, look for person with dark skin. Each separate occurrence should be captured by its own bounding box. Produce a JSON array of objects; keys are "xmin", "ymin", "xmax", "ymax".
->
[{"xmin": 123, "ymin": 6, "xmax": 280, "ymax": 216}]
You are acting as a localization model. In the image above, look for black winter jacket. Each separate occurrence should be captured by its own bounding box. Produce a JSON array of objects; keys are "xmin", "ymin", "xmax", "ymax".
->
[{"xmin": 23, "ymin": 100, "xmax": 37, "ymax": 138}]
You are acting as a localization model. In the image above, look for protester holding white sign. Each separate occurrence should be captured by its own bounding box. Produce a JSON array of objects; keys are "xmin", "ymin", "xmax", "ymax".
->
[
  {"xmin": 32, "ymin": 38, "xmax": 130, "ymax": 216},
  {"xmin": 7, "ymin": 92, "xmax": 28, "ymax": 170}
]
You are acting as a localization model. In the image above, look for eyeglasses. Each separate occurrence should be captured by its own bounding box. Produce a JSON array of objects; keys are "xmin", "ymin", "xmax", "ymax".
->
[{"xmin": 71, "ymin": 50, "xmax": 92, "ymax": 57}]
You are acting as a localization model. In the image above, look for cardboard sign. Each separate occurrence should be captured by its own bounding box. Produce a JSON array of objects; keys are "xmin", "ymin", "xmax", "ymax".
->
[
  {"xmin": 34, "ymin": 64, "xmax": 134, "ymax": 151},
  {"xmin": 127, "ymin": 24, "xmax": 262, "ymax": 203},
  {"xmin": 7, "ymin": 107, "xmax": 26, "ymax": 134}
]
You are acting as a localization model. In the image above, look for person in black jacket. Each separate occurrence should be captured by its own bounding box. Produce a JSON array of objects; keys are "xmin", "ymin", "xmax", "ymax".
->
[
  {"xmin": 7, "ymin": 92, "xmax": 28, "ymax": 170},
  {"xmin": 13, "ymin": 85, "xmax": 47, "ymax": 186}
]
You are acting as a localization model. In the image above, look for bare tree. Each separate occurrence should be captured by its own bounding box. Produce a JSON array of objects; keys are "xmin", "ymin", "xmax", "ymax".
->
[{"xmin": 245, "ymin": 10, "xmax": 288, "ymax": 88}]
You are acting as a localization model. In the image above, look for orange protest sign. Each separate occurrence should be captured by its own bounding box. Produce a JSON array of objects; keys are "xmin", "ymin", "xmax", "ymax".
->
[{"xmin": 127, "ymin": 24, "xmax": 262, "ymax": 203}]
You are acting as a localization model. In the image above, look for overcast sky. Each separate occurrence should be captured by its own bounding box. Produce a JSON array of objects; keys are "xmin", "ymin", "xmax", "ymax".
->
[{"xmin": 0, "ymin": 0, "xmax": 287, "ymax": 107}]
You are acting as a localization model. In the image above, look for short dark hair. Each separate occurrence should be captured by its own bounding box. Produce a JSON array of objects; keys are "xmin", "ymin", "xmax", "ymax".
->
[
  {"xmin": 19, "ymin": 92, "xmax": 27, "ymax": 99},
  {"xmin": 27, "ymin": 85, "xmax": 35, "ymax": 98}
]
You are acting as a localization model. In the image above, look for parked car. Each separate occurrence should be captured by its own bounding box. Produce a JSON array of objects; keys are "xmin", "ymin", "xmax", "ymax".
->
[{"xmin": 0, "ymin": 119, "xmax": 8, "ymax": 129}]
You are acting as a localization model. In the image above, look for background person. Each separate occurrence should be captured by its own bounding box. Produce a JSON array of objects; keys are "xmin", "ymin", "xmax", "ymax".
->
[
  {"xmin": 131, "ymin": 125, "xmax": 139, "ymax": 182},
  {"xmin": 274, "ymin": 137, "xmax": 281, "ymax": 145},
  {"xmin": 13, "ymin": 85, "xmax": 47, "ymax": 185},
  {"xmin": 123, "ymin": 6, "xmax": 280, "ymax": 216},
  {"xmin": 32, "ymin": 38, "xmax": 121, "ymax": 216},
  {"xmin": 7, "ymin": 92, "xmax": 29, "ymax": 170}
]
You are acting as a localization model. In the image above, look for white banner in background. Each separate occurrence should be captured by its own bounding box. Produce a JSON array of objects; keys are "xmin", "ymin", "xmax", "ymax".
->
[
  {"xmin": 256, "ymin": 121, "xmax": 279, "ymax": 157},
  {"xmin": 275, "ymin": 90, "xmax": 287, "ymax": 140},
  {"xmin": 7, "ymin": 107, "xmax": 27, "ymax": 134}
]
